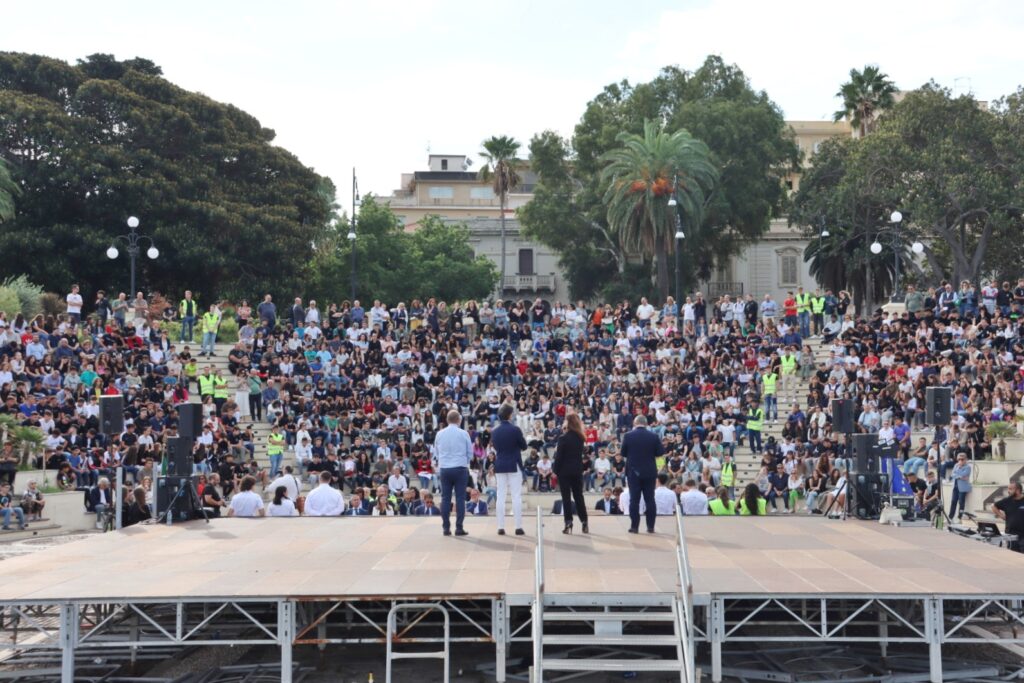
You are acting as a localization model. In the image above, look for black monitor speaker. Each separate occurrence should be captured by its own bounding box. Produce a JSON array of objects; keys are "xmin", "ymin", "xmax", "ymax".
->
[
  {"xmin": 165, "ymin": 436, "xmax": 193, "ymax": 477},
  {"xmin": 177, "ymin": 403, "xmax": 203, "ymax": 439},
  {"xmin": 99, "ymin": 395, "xmax": 124, "ymax": 435},
  {"xmin": 831, "ymin": 399, "xmax": 855, "ymax": 434},
  {"xmin": 852, "ymin": 472, "xmax": 891, "ymax": 520},
  {"xmin": 925, "ymin": 387, "xmax": 952, "ymax": 426},
  {"xmin": 156, "ymin": 476, "xmax": 196, "ymax": 522},
  {"xmin": 850, "ymin": 433, "xmax": 879, "ymax": 474}
]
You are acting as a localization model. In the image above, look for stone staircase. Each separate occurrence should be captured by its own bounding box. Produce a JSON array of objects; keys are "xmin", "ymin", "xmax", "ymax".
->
[
  {"xmin": 733, "ymin": 337, "xmax": 824, "ymax": 489},
  {"xmin": 189, "ymin": 342, "xmax": 274, "ymax": 464}
]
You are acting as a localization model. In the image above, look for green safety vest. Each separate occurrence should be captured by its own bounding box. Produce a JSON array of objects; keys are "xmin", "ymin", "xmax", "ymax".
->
[
  {"xmin": 267, "ymin": 433, "xmax": 285, "ymax": 456},
  {"xmin": 780, "ymin": 355, "xmax": 796, "ymax": 375},
  {"xmin": 213, "ymin": 375, "xmax": 229, "ymax": 399},
  {"xmin": 796, "ymin": 292, "xmax": 811, "ymax": 313},
  {"xmin": 746, "ymin": 408, "xmax": 763, "ymax": 432},
  {"xmin": 202, "ymin": 312, "xmax": 219, "ymax": 333},
  {"xmin": 740, "ymin": 497, "xmax": 768, "ymax": 516},
  {"xmin": 720, "ymin": 461, "xmax": 735, "ymax": 487},
  {"xmin": 762, "ymin": 372, "xmax": 777, "ymax": 395},
  {"xmin": 709, "ymin": 498, "xmax": 736, "ymax": 516},
  {"xmin": 811, "ymin": 296, "xmax": 825, "ymax": 314},
  {"xmin": 198, "ymin": 374, "xmax": 215, "ymax": 396},
  {"xmin": 179, "ymin": 298, "xmax": 198, "ymax": 318}
]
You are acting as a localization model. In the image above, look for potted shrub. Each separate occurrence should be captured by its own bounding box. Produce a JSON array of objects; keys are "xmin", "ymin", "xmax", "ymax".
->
[{"xmin": 987, "ymin": 421, "xmax": 1016, "ymax": 461}]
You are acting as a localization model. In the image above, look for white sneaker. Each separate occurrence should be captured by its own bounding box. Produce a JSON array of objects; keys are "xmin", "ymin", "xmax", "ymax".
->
[{"xmin": 95, "ymin": 522, "xmax": 104, "ymax": 530}]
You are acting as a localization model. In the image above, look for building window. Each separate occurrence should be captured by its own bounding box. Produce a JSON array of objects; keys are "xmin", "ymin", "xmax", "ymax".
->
[
  {"xmin": 470, "ymin": 187, "xmax": 495, "ymax": 200},
  {"xmin": 428, "ymin": 186, "xmax": 453, "ymax": 199},
  {"xmin": 441, "ymin": 159, "xmax": 448, "ymax": 170},
  {"xmin": 778, "ymin": 250, "xmax": 799, "ymax": 287},
  {"xmin": 519, "ymin": 249, "xmax": 535, "ymax": 275}
]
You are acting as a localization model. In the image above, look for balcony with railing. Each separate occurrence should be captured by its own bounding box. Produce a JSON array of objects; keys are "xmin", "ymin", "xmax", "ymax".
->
[
  {"xmin": 705, "ymin": 281, "xmax": 744, "ymax": 298},
  {"xmin": 502, "ymin": 274, "xmax": 555, "ymax": 293}
]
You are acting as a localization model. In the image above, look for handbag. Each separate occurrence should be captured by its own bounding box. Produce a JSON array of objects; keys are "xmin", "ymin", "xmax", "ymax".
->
[{"xmin": 462, "ymin": 316, "xmax": 474, "ymax": 327}]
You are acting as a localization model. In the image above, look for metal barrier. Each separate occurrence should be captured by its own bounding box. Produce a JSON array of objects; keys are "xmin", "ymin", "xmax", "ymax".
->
[
  {"xmin": 675, "ymin": 507, "xmax": 696, "ymax": 683},
  {"xmin": 385, "ymin": 603, "xmax": 450, "ymax": 683},
  {"xmin": 532, "ymin": 506, "xmax": 544, "ymax": 683}
]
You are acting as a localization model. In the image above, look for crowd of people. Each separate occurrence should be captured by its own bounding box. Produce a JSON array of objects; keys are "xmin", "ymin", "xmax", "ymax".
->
[{"xmin": 0, "ymin": 279, "xmax": 1021, "ymax": 548}]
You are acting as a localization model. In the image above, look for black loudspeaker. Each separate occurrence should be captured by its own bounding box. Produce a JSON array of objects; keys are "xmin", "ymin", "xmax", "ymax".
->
[
  {"xmin": 156, "ymin": 476, "xmax": 195, "ymax": 522},
  {"xmin": 926, "ymin": 387, "xmax": 952, "ymax": 426},
  {"xmin": 99, "ymin": 395, "xmax": 124, "ymax": 435},
  {"xmin": 852, "ymin": 472, "xmax": 890, "ymax": 520},
  {"xmin": 177, "ymin": 404, "xmax": 203, "ymax": 439},
  {"xmin": 850, "ymin": 433, "xmax": 879, "ymax": 474},
  {"xmin": 165, "ymin": 436, "xmax": 194, "ymax": 477},
  {"xmin": 831, "ymin": 399, "xmax": 855, "ymax": 434}
]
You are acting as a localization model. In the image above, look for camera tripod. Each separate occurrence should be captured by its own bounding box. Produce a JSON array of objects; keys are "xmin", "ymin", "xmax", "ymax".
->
[{"xmin": 155, "ymin": 476, "xmax": 210, "ymax": 526}]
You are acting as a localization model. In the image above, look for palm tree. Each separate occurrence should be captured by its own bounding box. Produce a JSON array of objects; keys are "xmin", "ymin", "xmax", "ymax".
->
[
  {"xmin": 0, "ymin": 158, "xmax": 19, "ymax": 222},
  {"xmin": 479, "ymin": 136, "xmax": 521, "ymax": 294},
  {"xmin": 833, "ymin": 66, "xmax": 898, "ymax": 137},
  {"xmin": 600, "ymin": 120, "xmax": 717, "ymax": 300}
]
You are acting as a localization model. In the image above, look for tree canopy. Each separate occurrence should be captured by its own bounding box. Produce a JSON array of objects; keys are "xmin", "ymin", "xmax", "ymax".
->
[
  {"xmin": 307, "ymin": 197, "xmax": 498, "ymax": 305},
  {"xmin": 793, "ymin": 83, "xmax": 1024, "ymax": 297},
  {"xmin": 833, "ymin": 65, "xmax": 897, "ymax": 137},
  {"xmin": 519, "ymin": 56, "xmax": 799, "ymax": 302},
  {"xmin": 0, "ymin": 52, "xmax": 335, "ymax": 300}
]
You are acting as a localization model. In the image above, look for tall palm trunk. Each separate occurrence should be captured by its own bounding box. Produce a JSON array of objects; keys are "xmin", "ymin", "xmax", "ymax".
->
[
  {"xmin": 499, "ymin": 191, "xmax": 507, "ymax": 296},
  {"xmin": 655, "ymin": 237, "xmax": 670, "ymax": 301}
]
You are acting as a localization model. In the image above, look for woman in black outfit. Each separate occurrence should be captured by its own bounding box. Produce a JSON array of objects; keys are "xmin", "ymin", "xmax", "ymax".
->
[{"xmin": 553, "ymin": 412, "xmax": 589, "ymax": 534}]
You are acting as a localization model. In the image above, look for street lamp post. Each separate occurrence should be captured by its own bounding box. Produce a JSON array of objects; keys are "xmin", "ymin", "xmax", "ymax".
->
[
  {"xmin": 669, "ymin": 174, "xmax": 685, "ymax": 304},
  {"xmin": 350, "ymin": 168, "xmax": 359, "ymax": 302},
  {"xmin": 106, "ymin": 216, "xmax": 158, "ymax": 297},
  {"xmin": 868, "ymin": 210, "xmax": 924, "ymax": 303}
]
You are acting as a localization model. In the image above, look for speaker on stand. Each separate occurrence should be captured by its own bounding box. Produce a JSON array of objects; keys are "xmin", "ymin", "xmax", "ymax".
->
[
  {"xmin": 831, "ymin": 399, "xmax": 855, "ymax": 435},
  {"xmin": 925, "ymin": 386, "xmax": 952, "ymax": 426},
  {"xmin": 99, "ymin": 395, "xmax": 124, "ymax": 435}
]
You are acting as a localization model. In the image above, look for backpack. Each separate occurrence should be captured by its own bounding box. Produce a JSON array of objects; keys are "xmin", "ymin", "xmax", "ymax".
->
[{"xmin": 84, "ymin": 486, "xmax": 96, "ymax": 512}]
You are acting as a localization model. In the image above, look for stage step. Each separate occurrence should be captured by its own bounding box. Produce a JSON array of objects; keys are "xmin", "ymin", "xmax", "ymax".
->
[
  {"xmin": 542, "ymin": 657, "xmax": 684, "ymax": 672},
  {"xmin": 542, "ymin": 610, "xmax": 675, "ymax": 622},
  {"xmin": 542, "ymin": 634, "xmax": 679, "ymax": 646}
]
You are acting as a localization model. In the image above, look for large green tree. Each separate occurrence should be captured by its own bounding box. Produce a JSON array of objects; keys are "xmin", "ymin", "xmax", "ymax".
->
[
  {"xmin": 795, "ymin": 83, "xmax": 1024, "ymax": 298},
  {"xmin": 478, "ymin": 136, "xmax": 521, "ymax": 292},
  {"xmin": 600, "ymin": 120, "xmax": 717, "ymax": 299},
  {"xmin": 833, "ymin": 65, "xmax": 897, "ymax": 137},
  {"xmin": 0, "ymin": 158, "xmax": 18, "ymax": 221},
  {"xmin": 0, "ymin": 52, "xmax": 334, "ymax": 300},
  {"xmin": 520, "ymin": 56, "xmax": 799, "ymax": 301},
  {"xmin": 308, "ymin": 197, "xmax": 497, "ymax": 305}
]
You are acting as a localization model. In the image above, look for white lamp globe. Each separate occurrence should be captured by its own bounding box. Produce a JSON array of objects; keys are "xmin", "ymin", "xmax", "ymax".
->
[
  {"xmin": 146, "ymin": 246, "xmax": 159, "ymax": 259},
  {"xmin": 347, "ymin": 231, "xmax": 356, "ymax": 241},
  {"xmin": 821, "ymin": 229, "xmax": 830, "ymax": 238},
  {"xmin": 106, "ymin": 246, "xmax": 119, "ymax": 260},
  {"xmin": 890, "ymin": 210, "xmax": 902, "ymax": 223},
  {"xmin": 675, "ymin": 230, "xmax": 685, "ymax": 240},
  {"xmin": 911, "ymin": 241, "xmax": 924, "ymax": 254},
  {"xmin": 870, "ymin": 241, "xmax": 883, "ymax": 255},
  {"xmin": 127, "ymin": 216, "xmax": 140, "ymax": 228}
]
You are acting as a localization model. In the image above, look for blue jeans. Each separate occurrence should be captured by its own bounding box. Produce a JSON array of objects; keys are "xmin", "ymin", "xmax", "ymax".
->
[
  {"xmin": 902, "ymin": 457, "xmax": 927, "ymax": 477},
  {"xmin": 949, "ymin": 483, "xmax": 968, "ymax": 519},
  {"xmin": 180, "ymin": 316, "xmax": 195, "ymax": 342},
  {"xmin": 269, "ymin": 453, "xmax": 283, "ymax": 478},
  {"xmin": 439, "ymin": 467, "xmax": 469, "ymax": 533},
  {"xmin": 764, "ymin": 395, "xmax": 778, "ymax": 421},
  {"xmin": 201, "ymin": 331, "xmax": 216, "ymax": 355},
  {"xmin": 748, "ymin": 429, "xmax": 762, "ymax": 453},
  {"xmin": 1, "ymin": 507, "xmax": 25, "ymax": 529},
  {"xmin": 799, "ymin": 311, "xmax": 811, "ymax": 338}
]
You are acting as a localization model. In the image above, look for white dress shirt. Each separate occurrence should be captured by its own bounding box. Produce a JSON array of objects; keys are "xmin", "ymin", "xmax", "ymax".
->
[
  {"xmin": 680, "ymin": 489, "xmax": 709, "ymax": 515},
  {"xmin": 268, "ymin": 474, "xmax": 301, "ymax": 502},
  {"xmin": 304, "ymin": 483, "xmax": 346, "ymax": 516},
  {"xmin": 654, "ymin": 486, "xmax": 678, "ymax": 515}
]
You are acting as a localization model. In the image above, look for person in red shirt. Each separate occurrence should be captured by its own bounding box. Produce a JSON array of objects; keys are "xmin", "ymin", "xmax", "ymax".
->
[{"xmin": 783, "ymin": 292, "xmax": 798, "ymax": 326}]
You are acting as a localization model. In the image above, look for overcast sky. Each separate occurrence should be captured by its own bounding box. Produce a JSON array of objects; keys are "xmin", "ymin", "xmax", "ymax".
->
[{"xmin": 4, "ymin": 0, "xmax": 1024, "ymax": 200}]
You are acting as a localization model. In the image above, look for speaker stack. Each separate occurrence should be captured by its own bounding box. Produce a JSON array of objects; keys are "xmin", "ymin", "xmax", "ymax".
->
[
  {"xmin": 99, "ymin": 395, "xmax": 124, "ymax": 435},
  {"xmin": 850, "ymin": 433, "xmax": 879, "ymax": 474},
  {"xmin": 156, "ymin": 404, "xmax": 203, "ymax": 522},
  {"xmin": 156, "ymin": 476, "xmax": 199, "ymax": 522},
  {"xmin": 852, "ymin": 472, "xmax": 891, "ymax": 520},
  {"xmin": 925, "ymin": 387, "xmax": 952, "ymax": 426},
  {"xmin": 831, "ymin": 399, "xmax": 855, "ymax": 435}
]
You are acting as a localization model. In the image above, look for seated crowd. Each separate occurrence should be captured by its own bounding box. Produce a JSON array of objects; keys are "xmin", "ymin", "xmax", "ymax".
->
[{"xmin": 1, "ymin": 278, "xmax": 1023, "ymax": 528}]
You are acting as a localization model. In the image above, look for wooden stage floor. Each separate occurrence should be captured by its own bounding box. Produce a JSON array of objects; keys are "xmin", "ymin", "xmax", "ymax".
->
[{"xmin": 0, "ymin": 516, "xmax": 1021, "ymax": 604}]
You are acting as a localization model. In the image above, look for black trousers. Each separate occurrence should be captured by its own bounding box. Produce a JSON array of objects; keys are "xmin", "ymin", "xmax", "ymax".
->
[
  {"xmin": 558, "ymin": 474, "xmax": 588, "ymax": 526},
  {"xmin": 248, "ymin": 394, "xmax": 262, "ymax": 420},
  {"xmin": 627, "ymin": 473, "xmax": 657, "ymax": 531}
]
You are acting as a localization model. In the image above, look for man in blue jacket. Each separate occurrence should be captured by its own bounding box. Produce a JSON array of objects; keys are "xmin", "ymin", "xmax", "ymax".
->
[
  {"xmin": 491, "ymin": 403, "xmax": 527, "ymax": 535},
  {"xmin": 621, "ymin": 415, "xmax": 662, "ymax": 534}
]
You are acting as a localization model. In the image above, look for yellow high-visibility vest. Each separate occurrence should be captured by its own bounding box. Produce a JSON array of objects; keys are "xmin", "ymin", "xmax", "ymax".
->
[
  {"xmin": 198, "ymin": 374, "xmax": 215, "ymax": 396},
  {"xmin": 762, "ymin": 372, "xmax": 777, "ymax": 395},
  {"xmin": 720, "ymin": 462, "xmax": 735, "ymax": 487},
  {"xmin": 811, "ymin": 296, "xmax": 825, "ymax": 314},
  {"xmin": 213, "ymin": 375, "xmax": 229, "ymax": 399},
  {"xmin": 202, "ymin": 312, "xmax": 219, "ymax": 333},
  {"xmin": 796, "ymin": 293, "xmax": 811, "ymax": 313},
  {"xmin": 746, "ymin": 408, "xmax": 763, "ymax": 432},
  {"xmin": 780, "ymin": 355, "xmax": 796, "ymax": 375},
  {"xmin": 267, "ymin": 433, "xmax": 285, "ymax": 456}
]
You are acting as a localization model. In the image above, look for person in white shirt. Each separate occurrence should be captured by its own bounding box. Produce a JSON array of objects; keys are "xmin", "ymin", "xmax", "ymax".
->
[
  {"xmin": 304, "ymin": 471, "xmax": 346, "ymax": 516},
  {"xmin": 227, "ymin": 476, "xmax": 265, "ymax": 517},
  {"xmin": 66, "ymin": 285, "xmax": 83, "ymax": 324},
  {"xmin": 387, "ymin": 466, "xmax": 409, "ymax": 493},
  {"xmin": 268, "ymin": 466, "xmax": 302, "ymax": 502},
  {"xmin": 268, "ymin": 486, "xmax": 298, "ymax": 517},
  {"xmin": 680, "ymin": 479, "xmax": 709, "ymax": 515},
  {"xmin": 636, "ymin": 297, "xmax": 655, "ymax": 326},
  {"xmin": 653, "ymin": 474, "xmax": 678, "ymax": 515}
]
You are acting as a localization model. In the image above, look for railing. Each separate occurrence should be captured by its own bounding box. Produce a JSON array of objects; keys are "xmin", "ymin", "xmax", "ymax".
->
[
  {"xmin": 706, "ymin": 281, "xmax": 744, "ymax": 299},
  {"xmin": 502, "ymin": 274, "xmax": 556, "ymax": 292},
  {"xmin": 385, "ymin": 602, "xmax": 450, "ymax": 683},
  {"xmin": 532, "ymin": 506, "xmax": 544, "ymax": 683},
  {"xmin": 674, "ymin": 508, "xmax": 696, "ymax": 683}
]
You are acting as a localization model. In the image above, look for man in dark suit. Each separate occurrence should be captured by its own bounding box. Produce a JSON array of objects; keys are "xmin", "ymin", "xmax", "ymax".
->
[
  {"xmin": 620, "ymin": 415, "xmax": 662, "ymax": 533},
  {"xmin": 593, "ymin": 488, "xmax": 621, "ymax": 515},
  {"xmin": 490, "ymin": 403, "xmax": 527, "ymax": 535}
]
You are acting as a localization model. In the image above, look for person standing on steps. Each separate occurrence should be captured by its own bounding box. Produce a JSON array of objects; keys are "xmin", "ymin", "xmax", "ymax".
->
[
  {"xmin": 761, "ymin": 365, "xmax": 778, "ymax": 424},
  {"xmin": 212, "ymin": 368, "xmax": 229, "ymax": 416},
  {"xmin": 490, "ymin": 402, "xmax": 527, "ymax": 536},
  {"xmin": 200, "ymin": 305, "xmax": 220, "ymax": 357},
  {"xmin": 267, "ymin": 425, "xmax": 286, "ymax": 479},
  {"xmin": 553, "ymin": 412, "xmax": 589, "ymax": 534},
  {"xmin": 435, "ymin": 410, "xmax": 473, "ymax": 537},
  {"xmin": 746, "ymin": 398, "xmax": 764, "ymax": 454},
  {"xmin": 179, "ymin": 290, "xmax": 198, "ymax": 343},
  {"xmin": 621, "ymin": 415, "xmax": 661, "ymax": 534},
  {"xmin": 779, "ymin": 346, "xmax": 797, "ymax": 401},
  {"xmin": 198, "ymin": 366, "xmax": 216, "ymax": 407}
]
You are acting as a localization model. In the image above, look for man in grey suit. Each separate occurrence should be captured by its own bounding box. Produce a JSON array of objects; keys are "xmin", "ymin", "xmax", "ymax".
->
[{"xmin": 620, "ymin": 415, "xmax": 663, "ymax": 534}]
